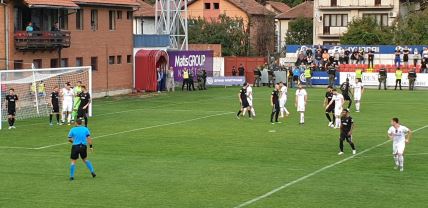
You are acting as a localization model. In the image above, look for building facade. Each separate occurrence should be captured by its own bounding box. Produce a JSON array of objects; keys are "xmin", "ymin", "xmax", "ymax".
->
[
  {"xmin": 313, "ymin": 0, "xmax": 400, "ymax": 45},
  {"xmin": 133, "ymin": 0, "xmax": 155, "ymax": 35},
  {"xmin": 1, "ymin": 0, "xmax": 138, "ymax": 96}
]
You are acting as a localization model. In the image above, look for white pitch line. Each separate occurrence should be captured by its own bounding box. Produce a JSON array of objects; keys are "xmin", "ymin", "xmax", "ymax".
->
[
  {"xmin": 233, "ymin": 125, "xmax": 428, "ymax": 208},
  {"xmin": 31, "ymin": 112, "xmax": 233, "ymax": 150}
]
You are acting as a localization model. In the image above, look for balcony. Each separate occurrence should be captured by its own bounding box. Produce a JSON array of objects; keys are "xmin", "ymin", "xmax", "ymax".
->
[
  {"xmin": 318, "ymin": 0, "xmax": 395, "ymax": 10},
  {"xmin": 14, "ymin": 31, "xmax": 71, "ymax": 52}
]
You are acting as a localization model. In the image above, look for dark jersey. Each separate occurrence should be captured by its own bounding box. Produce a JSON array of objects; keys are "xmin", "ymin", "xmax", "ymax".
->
[
  {"xmin": 379, "ymin": 69, "xmax": 387, "ymax": 76},
  {"xmin": 325, "ymin": 91, "xmax": 334, "ymax": 104},
  {"xmin": 328, "ymin": 68, "xmax": 336, "ymax": 75},
  {"xmin": 239, "ymin": 88, "xmax": 247, "ymax": 101},
  {"xmin": 6, "ymin": 95, "xmax": 18, "ymax": 110},
  {"xmin": 78, "ymin": 92, "xmax": 91, "ymax": 109},
  {"xmin": 340, "ymin": 82, "xmax": 350, "ymax": 95},
  {"xmin": 271, "ymin": 90, "xmax": 279, "ymax": 105},
  {"xmin": 51, "ymin": 91, "xmax": 59, "ymax": 107},
  {"xmin": 408, "ymin": 71, "xmax": 417, "ymax": 78},
  {"xmin": 341, "ymin": 116, "xmax": 353, "ymax": 133}
]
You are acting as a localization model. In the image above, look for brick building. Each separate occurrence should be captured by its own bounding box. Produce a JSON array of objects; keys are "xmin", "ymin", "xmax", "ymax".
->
[
  {"xmin": 187, "ymin": 0, "xmax": 275, "ymax": 56},
  {"xmin": 0, "ymin": 0, "xmax": 138, "ymax": 96}
]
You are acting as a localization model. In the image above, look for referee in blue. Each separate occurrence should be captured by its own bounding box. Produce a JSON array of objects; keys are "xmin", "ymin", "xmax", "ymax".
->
[{"xmin": 68, "ymin": 119, "xmax": 96, "ymax": 181}]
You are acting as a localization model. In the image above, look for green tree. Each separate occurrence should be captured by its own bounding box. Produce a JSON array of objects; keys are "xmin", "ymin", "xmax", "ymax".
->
[
  {"xmin": 285, "ymin": 17, "xmax": 313, "ymax": 45},
  {"xmin": 188, "ymin": 15, "xmax": 250, "ymax": 56},
  {"xmin": 394, "ymin": 9, "xmax": 428, "ymax": 45},
  {"xmin": 340, "ymin": 17, "xmax": 394, "ymax": 45}
]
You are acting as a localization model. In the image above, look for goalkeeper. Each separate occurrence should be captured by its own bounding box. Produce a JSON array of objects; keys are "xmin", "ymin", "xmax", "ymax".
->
[{"xmin": 72, "ymin": 81, "xmax": 82, "ymax": 122}]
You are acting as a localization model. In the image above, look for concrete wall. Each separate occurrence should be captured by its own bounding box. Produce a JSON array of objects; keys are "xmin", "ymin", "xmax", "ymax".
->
[{"xmin": 133, "ymin": 17, "xmax": 155, "ymax": 35}]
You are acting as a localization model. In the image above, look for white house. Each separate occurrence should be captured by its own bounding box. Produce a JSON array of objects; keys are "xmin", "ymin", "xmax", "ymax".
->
[{"xmin": 133, "ymin": 0, "xmax": 156, "ymax": 35}]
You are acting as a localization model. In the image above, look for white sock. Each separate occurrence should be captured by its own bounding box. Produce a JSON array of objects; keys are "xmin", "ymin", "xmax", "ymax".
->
[
  {"xmin": 251, "ymin": 108, "xmax": 256, "ymax": 116},
  {"xmin": 356, "ymin": 102, "xmax": 360, "ymax": 111},
  {"xmin": 242, "ymin": 109, "xmax": 247, "ymax": 116},
  {"xmin": 394, "ymin": 155, "xmax": 399, "ymax": 166},
  {"xmin": 62, "ymin": 112, "xmax": 66, "ymax": 122},
  {"xmin": 300, "ymin": 112, "xmax": 304, "ymax": 123},
  {"xmin": 280, "ymin": 108, "xmax": 284, "ymax": 117},
  {"xmin": 398, "ymin": 155, "xmax": 404, "ymax": 168},
  {"xmin": 67, "ymin": 113, "xmax": 71, "ymax": 122},
  {"xmin": 335, "ymin": 117, "xmax": 341, "ymax": 127}
]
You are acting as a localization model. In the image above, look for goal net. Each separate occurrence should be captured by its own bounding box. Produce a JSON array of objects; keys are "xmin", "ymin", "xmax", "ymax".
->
[{"xmin": 0, "ymin": 66, "xmax": 92, "ymax": 129}]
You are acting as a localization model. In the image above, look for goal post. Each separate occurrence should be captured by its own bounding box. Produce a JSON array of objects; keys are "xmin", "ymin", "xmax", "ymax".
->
[{"xmin": 0, "ymin": 66, "xmax": 92, "ymax": 130}]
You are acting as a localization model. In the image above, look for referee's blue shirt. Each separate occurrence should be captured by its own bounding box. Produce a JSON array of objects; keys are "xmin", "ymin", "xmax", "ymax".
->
[{"xmin": 68, "ymin": 126, "xmax": 91, "ymax": 145}]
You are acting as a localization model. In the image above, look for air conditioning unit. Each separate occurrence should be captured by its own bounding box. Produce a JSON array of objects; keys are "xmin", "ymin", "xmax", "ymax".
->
[{"xmin": 389, "ymin": 12, "xmax": 397, "ymax": 17}]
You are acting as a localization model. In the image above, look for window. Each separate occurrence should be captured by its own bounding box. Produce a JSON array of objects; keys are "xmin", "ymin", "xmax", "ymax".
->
[
  {"xmin": 91, "ymin": 9, "xmax": 98, "ymax": 31},
  {"xmin": 50, "ymin": 59, "xmax": 58, "ymax": 68},
  {"xmin": 323, "ymin": 41, "xmax": 340, "ymax": 45},
  {"xmin": 14, "ymin": 60, "xmax": 23, "ymax": 69},
  {"xmin": 117, "ymin": 11, "xmax": 122, "ymax": 19},
  {"xmin": 323, "ymin": 14, "xmax": 348, "ymax": 27},
  {"xmin": 76, "ymin": 57, "xmax": 83, "ymax": 67},
  {"xmin": 33, "ymin": 59, "xmax": 42, "ymax": 69},
  {"xmin": 375, "ymin": 0, "xmax": 381, "ymax": 6},
  {"xmin": 61, "ymin": 58, "xmax": 69, "ymax": 67},
  {"xmin": 109, "ymin": 56, "xmax": 115, "ymax": 64},
  {"xmin": 91, "ymin": 57, "xmax": 98, "ymax": 71},
  {"xmin": 127, "ymin": 11, "xmax": 133, "ymax": 20},
  {"xmin": 109, "ymin": 10, "xmax": 116, "ymax": 30},
  {"xmin": 76, "ymin": 9, "xmax": 84, "ymax": 30},
  {"xmin": 213, "ymin": 3, "xmax": 219, "ymax": 9},
  {"xmin": 117, "ymin": 55, "xmax": 122, "ymax": 64},
  {"xmin": 59, "ymin": 10, "xmax": 68, "ymax": 30},
  {"xmin": 127, "ymin": 55, "xmax": 132, "ymax": 64},
  {"xmin": 363, "ymin": 13, "xmax": 388, "ymax": 27},
  {"xmin": 331, "ymin": 0, "xmax": 337, "ymax": 6},
  {"xmin": 204, "ymin": 3, "xmax": 211, "ymax": 9}
]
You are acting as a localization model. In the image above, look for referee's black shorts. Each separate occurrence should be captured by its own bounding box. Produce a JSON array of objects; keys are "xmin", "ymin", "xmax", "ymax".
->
[
  {"xmin": 70, "ymin": 144, "xmax": 88, "ymax": 160},
  {"xmin": 340, "ymin": 133, "xmax": 353, "ymax": 143},
  {"xmin": 326, "ymin": 105, "xmax": 335, "ymax": 113},
  {"xmin": 8, "ymin": 108, "xmax": 16, "ymax": 116},
  {"xmin": 272, "ymin": 103, "xmax": 280, "ymax": 112},
  {"xmin": 241, "ymin": 100, "xmax": 249, "ymax": 108},
  {"xmin": 52, "ymin": 104, "xmax": 60, "ymax": 113},
  {"xmin": 77, "ymin": 107, "xmax": 88, "ymax": 118},
  {"xmin": 343, "ymin": 94, "xmax": 351, "ymax": 101}
]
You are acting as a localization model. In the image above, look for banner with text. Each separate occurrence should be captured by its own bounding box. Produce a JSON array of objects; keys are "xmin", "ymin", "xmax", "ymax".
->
[
  {"xmin": 340, "ymin": 72, "xmax": 428, "ymax": 87},
  {"xmin": 286, "ymin": 45, "xmax": 428, "ymax": 54},
  {"xmin": 206, "ymin": 76, "xmax": 245, "ymax": 86},
  {"xmin": 299, "ymin": 71, "xmax": 340, "ymax": 85},
  {"xmin": 168, "ymin": 50, "xmax": 213, "ymax": 81}
]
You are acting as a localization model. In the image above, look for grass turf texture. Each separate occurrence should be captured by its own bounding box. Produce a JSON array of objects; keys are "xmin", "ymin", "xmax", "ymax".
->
[{"xmin": 0, "ymin": 87, "xmax": 427, "ymax": 208}]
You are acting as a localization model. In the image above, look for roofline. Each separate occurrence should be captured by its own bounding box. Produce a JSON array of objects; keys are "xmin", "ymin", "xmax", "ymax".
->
[
  {"xmin": 188, "ymin": 0, "xmax": 269, "ymax": 16},
  {"xmin": 27, "ymin": 4, "xmax": 80, "ymax": 9},
  {"xmin": 274, "ymin": 1, "xmax": 313, "ymax": 20},
  {"xmin": 73, "ymin": 1, "xmax": 139, "ymax": 8}
]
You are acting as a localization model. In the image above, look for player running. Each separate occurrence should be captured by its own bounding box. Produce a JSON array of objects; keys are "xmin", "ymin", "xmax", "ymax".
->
[
  {"xmin": 236, "ymin": 83, "xmax": 251, "ymax": 119},
  {"xmin": 61, "ymin": 83, "xmax": 74, "ymax": 125},
  {"xmin": 279, "ymin": 82, "xmax": 290, "ymax": 118},
  {"xmin": 353, "ymin": 78, "xmax": 364, "ymax": 112},
  {"xmin": 326, "ymin": 89, "xmax": 344, "ymax": 129},
  {"xmin": 338, "ymin": 109, "xmax": 356, "ymax": 155},
  {"xmin": 68, "ymin": 119, "xmax": 96, "ymax": 181},
  {"xmin": 77, "ymin": 85, "xmax": 91, "ymax": 127},
  {"xmin": 72, "ymin": 81, "xmax": 83, "ymax": 122},
  {"xmin": 295, "ymin": 84, "xmax": 307, "ymax": 125},
  {"xmin": 340, "ymin": 78, "xmax": 353, "ymax": 109},
  {"xmin": 246, "ymin": 83, "xmax": 256, "ymax": 117},
  {"xmin": 324, "ymin": 86, "xmax": 335, "ymax": 128},
  {"xmin": 388, "ymin": 118, "xmax": 412, "ymax": 172},
  {"xmin": 270, "ymin": 83, "xmax": 280, "ymax": 124},
  {"xmin": 49, "ymin": 86, "xmax": 61, "ymax": 126},
  {"xmin": 5, "ymin": 88, "xmax": 18, "ymax": 129}
]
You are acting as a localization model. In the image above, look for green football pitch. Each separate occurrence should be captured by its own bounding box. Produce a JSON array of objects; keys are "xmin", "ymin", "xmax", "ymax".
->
[{"xmin": 1, "ymin": 87, "xmax": 427, "ymax": 208}]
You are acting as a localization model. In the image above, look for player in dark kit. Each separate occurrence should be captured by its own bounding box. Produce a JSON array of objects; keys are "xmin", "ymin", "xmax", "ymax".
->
[
  {"xmin": 338, "ymin": 109, "xmax": 356, "ymax": 155},
  {"xmin": 340, "ymin": 78, "xmax": 353, "ymax": 109},
  {"xmin": 49, "ymin": 86, "xmax": 61, "ymax": 126},
  {"xmin": 236, "ymin": 83, "xmax": 251, "ymax": 119},
  {"xmin": 324, "ymin": 85, "xmax": 335, "ymax": 128},
  {"xmin": 77, "ymin": 85, "xmax": 91, "ymax": 127},
  {"xmin": 270, "ymin": 83, "xmax": 280, "ymax": 124},
  {"xmin": 5, "ymin": 88, "xmax": 19, "ymax": 129}
]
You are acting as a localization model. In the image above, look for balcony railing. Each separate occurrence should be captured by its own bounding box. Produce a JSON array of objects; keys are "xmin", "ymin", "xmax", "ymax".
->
[{"xmin": 14, "ymin": 31, "xmax": 71, "ymax": 51}]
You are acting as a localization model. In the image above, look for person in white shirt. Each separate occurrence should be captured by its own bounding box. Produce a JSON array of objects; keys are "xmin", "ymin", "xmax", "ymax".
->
[
  {"xmin": 353, "ymin": 78, "xmax": 364, "ymax": 112},
  {"xmin": 279, "ymin": 82, "xmax": 290, "ymax": 118},
  {"xmin": 295, "ymin": 84, "xmax": 307, "ymax": 124},
  {"xmin": 245, "ymin": 83, "xmax": 256, "ymax": 117},
  {"xmin": 387, "ymin": 118, "xmax": 412, "ymax": 172},
  {"xmin": 61, "ymin": 83, "xmax": 74, "ymax": 124},
  {"xmin": 326, "ymin": 89, "xmax": 344, "ymax": 129}
]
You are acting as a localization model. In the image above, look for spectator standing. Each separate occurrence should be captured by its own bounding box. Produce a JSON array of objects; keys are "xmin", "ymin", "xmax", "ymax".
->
[
  {"xmin": 156, "ymin": 68, "xmax": 162, "ymax": 93},
  {"xmin": 253, "ymin": 67, "xmax": 261, "ymax": 87},
  {"xmin": 344, "ymin": 49, "xmax": 350, "ymax": 64},
  {"xmin": 232, "ymin": 66, "xmax": 237, "ymax": 76},
  {"xmin": 368, "ymin": 49, "xmax": 375, "ymax": 69},
  {"xmin": 238, "ymin": 64, "xmax": 245, "ymax": 76},
  {"xmin": 182, "ymin": 68, "xmax": 189, "ymax": 91},
  {"xmin": 422, "ymin": 48, "xmax": 428, "ymax": 68},
  {"xmin": 26, "ymin": 22, "xmax": 33, "ymax": 32},
  {"xmin": 351, "ymin": 49, "xmax": 358, "ymax": 64},
  {"xmin": 322, "ymin": 51, "xmax": 329, "ymax": 68},
  {"xmin": 328, "ymin": 66, "xmax": 336, "ymax": 87},
  {"xmin": 334, "ymin": 50, "xmax": 340, "ymax": 66},
  {"xmin": 378, "ymin": 68, "xmax": 387, "ymax": 90},
  {"xmin": 413, "ymin": 48, "xmax": 420, "ymax": 67},
  {"xmin": 394, "ymin": 68, "xmax": 403, "ymax": 90},
  {"xmin": 408, "ymin": 68, "xmax": 417, "ymax": 91},
  {"xmin": 51, "ymin": 22, "xmax": 60, "ymax": 32},
  {"xmin": 394, "ymin": 49, "xmax": 401, "ymax": 68},
  {"xmin": 403, "ymin": 46, "xmax": 410, "ymax": 67},
  {"xmin": 315, "ymin": 49, "xmax": 322, "ymax": 67},
  {"xmin": 202, "ymin": 69, "xmax": 207, "ymax": 90},
  {"xmin": 358, "ymin": 49, "xmax": 365, "ymax": 64},
  {"xmin": 166, "ymin": 67, "xmax": 175, "ymax": 92}
]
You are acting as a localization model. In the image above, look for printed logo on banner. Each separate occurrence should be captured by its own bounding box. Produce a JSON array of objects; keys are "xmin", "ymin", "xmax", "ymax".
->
[{"xmin": 168, "ymin": 50, "xmax": 214, "ymax": 81}]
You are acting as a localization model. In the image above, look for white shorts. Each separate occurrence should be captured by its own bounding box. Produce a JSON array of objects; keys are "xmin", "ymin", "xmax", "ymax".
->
[
  {"xmin": 335, "ymin": 107, "xmax": 343, "ymax": 116},
  {"xmin": 62, "ymin": 101, "xmax": 73, "ymax": 112},
  {"xmin": 393, "ymin": 142, "xmax": 405, "ymax": 155},
  {"xmin": 247, "ymin": 98, "xmax": 253, "ymax": 107},
  {"xmin": 297, "ymin": 103, "xmax": 305, "ymax": 112},
  {"xmin": 354, "ymin": 93, "xmax": 361, "ymax": 101},
  {"xmin": 279, "ymin": 98, "xmax": 287, "ymax": 107}
]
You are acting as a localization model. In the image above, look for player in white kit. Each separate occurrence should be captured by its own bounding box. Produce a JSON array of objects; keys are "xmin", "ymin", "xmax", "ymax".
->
[
  {"xmin": 388, "ymin": 118, "xmax": 412, "ymax": 172},
  {"xmin": 353, "ymin": 78, "xmax": 364, "ymax": 112},
  {"xmin": 295, "ymin": 84, "xmax": 307, "ymax": 124},
  {"xmin": 61, "ymin": 83, "xmax": 74, "ymax": 125},
  {"xmin": 326, "ymin": 89, "xmax": 344, "ymax": 129},
  {"xmin": 279, "ymin": 82, "xmax": 290, "ymax": 118},
  {"xmin": 245, "ymin": 83, "xmax": 256, "ymax": 117}
]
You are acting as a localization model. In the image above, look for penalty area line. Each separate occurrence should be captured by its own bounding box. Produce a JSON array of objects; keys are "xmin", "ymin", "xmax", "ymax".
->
[{"xmin": 233, "ymin": 125, "xmax": 428, "ymax": 208}]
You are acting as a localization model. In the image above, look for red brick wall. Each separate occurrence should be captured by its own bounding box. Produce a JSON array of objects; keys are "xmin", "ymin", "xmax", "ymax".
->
[
  {"xmin": 0, "ymin": 5, "xmax": 6, "ymax": 70},
  {"xmin": 188, "ymin": 44, "xmax": 222, "ymax": 57},
  {"xmin": 224, "ymin": 56, "xmax": 266, "ymax": 84},
  {"xmin": 7, "ymin": 4, "xmax": 134, "ymax": 93}
]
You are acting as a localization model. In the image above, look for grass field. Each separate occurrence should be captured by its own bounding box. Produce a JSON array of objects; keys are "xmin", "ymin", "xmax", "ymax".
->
[{"xmin": 0, "ymin": 86, "xmax": 427, "ymax": 208}]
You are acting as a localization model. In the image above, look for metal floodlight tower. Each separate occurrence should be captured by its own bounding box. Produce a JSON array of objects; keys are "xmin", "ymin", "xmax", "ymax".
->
[{"xmin": 155, "ymin": 0, "xmax": 189, "ymax": 50}]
